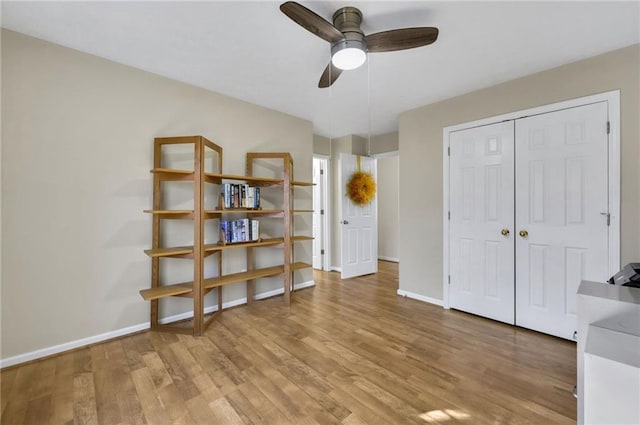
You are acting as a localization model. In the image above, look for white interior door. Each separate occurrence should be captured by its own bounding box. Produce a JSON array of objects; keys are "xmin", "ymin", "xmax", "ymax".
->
[
  {"xmin": 312, "ymin": 157, "xmax": 323, "ymax": 270},
  {"xmin": 449, "ymin": 121, "xmax": 515, "ymax": 324},
  {"xmin": 341, "ymin": 153, "xmax": 377, "ymax": 279},
  {"xmin": 515, "ymin": 102, "xmax": 610, "ymax": 339}
]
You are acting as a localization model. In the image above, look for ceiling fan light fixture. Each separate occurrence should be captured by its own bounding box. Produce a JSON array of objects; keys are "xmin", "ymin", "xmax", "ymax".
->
[{"xmin": 331, "ymin": 39, "xmax": 367, "ymax": 70}]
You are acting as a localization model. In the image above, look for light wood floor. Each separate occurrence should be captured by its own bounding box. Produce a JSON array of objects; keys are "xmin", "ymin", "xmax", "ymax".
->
[{"xmin": 1, "ymin": 261, "xmax": 576, "ymax": 424}]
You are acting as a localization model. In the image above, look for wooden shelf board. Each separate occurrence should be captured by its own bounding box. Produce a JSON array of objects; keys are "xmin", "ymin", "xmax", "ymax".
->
[
  {"xmin": 205, "ymin": 238, "xmax": 285, "ymax": 252},
  {"xmin": 206, "ymin": 173, "xmax": 283, "ymax": 186},
  {"xmin": 292, "ymin": 209, "xmax": 314, "ymax": 214},
  {"xmin": 204, "ymin": 266, "xmax": 285, "ymax": 289},
  {"xmin": 140, "ymin": 265, "xmax": 288, "ymax": 301},
  {"xmin": 140, "ymin": 282, "xmax": 194, "ymax": 301},
  {"xmin": 144, "ymin": 209, "xmax": 193, "ymax": 214},
  {"xmin": 144, "ymin": 245, "xmax": 195, "ymax": 257},
  {"xmin": 292, "ymin": 261, "xmax": 312, "ymax": 270},
  {"xmin": 151, "ymin": 168, "xmax": 194, "ymax": 180},
  {"xmin": 212, "ymin": 209, "xmax": 284, "ymax": 216},
  {"xmin": 292, "ymin": 180, "xmax": 315, "ymax": 186},
  {"xmin": 145, "ymin": 238, "xmax": 290, "ymax": 258},
  {"xmin": 291, "ymin": 236, "xmax": 313, "ymax": 242},
  {"xmin": 144, "ymin": 210, "xmax": 228, "ymax": 219}
]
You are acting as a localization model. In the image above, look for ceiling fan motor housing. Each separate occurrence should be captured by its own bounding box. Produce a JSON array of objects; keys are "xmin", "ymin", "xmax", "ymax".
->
[{"xmin": 331, "ymin": 6, "xmax": 367, "ymax": 53}]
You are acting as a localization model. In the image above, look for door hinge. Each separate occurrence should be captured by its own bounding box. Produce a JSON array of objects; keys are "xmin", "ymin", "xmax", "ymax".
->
[
  {"xmin": 320, "ymin": 169, "xmax": 324, "ymax": 175},
  {"xmin": 448, "ymin": 211, "xmax": 451, "ymax": 220},
  {"xmin": 601, "ymin": 212, "xmax": 610, "ymax": 226},
  {"xmin": 321, "ymin": 249, "xmax": 324, "ymax": 255},
  {"xmin": 320, "ymin": 209, "xmax": 324, "ymax": 215},
  {"xmin": 447, "ymin": 146, "xmax": 451, "ymax": 156},
  {"xmin": 606, "ymin": 121, "xmax": 610, "ymax": 134},
  {"xmin": 448, "ymin": 275, "xmax": 451, "ymax": 285}
]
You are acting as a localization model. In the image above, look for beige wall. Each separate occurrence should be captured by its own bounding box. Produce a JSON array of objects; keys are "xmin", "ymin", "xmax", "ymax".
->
[
  {"xmin": 399, "ymin": 43, "xmax": 640, "ymax": 300},
  {"xmin": 371, "ymin": 132, "xmax": 399, "ymax": 154},
  {"xmin": 1, "ymin": 30, "xmax": 313, "ymax": 361},
  {"xmin": 313, "ymin": 134, "xmax": 330, "ymax": 156},
  {"xmin": 314, "ymin": 133, "xmax": 399, "ymax": 156},
  {"xmin": 376, "ymin": 155, "xmax": 399, "ymax": 261}
]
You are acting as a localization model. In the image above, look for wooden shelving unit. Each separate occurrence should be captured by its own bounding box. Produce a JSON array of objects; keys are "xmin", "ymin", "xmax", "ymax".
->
[
  {"xmin": 140, "ymin": 136, "xmax": 313, "ymax": 336},
  {"xmin": 245, "ymin": 152, "xmax": 313, "ymax": 305}
]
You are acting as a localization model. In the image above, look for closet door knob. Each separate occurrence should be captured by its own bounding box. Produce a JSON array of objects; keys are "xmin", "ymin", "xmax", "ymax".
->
[
  {"xmin": 501, "ymin": 229, "xmax": 510, "ymax": 236},
  {"xmin": 519, "ymin": 230, "xmax": 529, "ymax": 238}
]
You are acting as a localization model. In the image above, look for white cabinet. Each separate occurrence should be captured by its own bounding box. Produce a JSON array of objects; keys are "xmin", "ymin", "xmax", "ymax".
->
[{"xmin": 577, "ymin": 281, "xmax": 640, "ymax": 424}]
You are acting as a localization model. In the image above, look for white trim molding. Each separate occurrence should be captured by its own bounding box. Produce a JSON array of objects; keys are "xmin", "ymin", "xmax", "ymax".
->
[
  {"xmin": 379, "ymin": 256, "xmax": 399, "ymax": 263},
  {"xmin": 312, "ymin": 155, "xmax": 331, "ymax": 272},
  {"xmin": 397, "ymin": 289, "xmax": 444, "ymax": 307},
  {"xmin": 0, "ymin": 281, "xmax": 315, "ymax": 368},
  {"xmin": 370, "ymin": 150, "xmax": 399, "ymax": 159},
  {"xmin": 442, "ymin": 90, "xmax": 621, "ymax": 310}
]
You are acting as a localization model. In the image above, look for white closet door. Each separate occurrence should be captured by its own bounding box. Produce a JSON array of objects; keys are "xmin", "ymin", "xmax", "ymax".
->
[
  {"xmin": 341, "ymin": 154, "xmax": 378, "ymax": 279},
  {"xmin": 449, "ymin": 121, "xmax": 515, "ymax": 324},
  {"xmin": 515, "ymin": 102, "xmax": 609, "ymax": 339}
]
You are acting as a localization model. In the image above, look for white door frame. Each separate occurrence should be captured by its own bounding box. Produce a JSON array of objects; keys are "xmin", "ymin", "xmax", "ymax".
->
[
  {"xmin": 442, "ymin": 90, "xmax": 620, "ymax": 309},
  {"xmin": 371, "ymin": 151, "xmax": 399, "ymax": 263},
  {"xmin": 313, "ymin": 155, "xmax": 331, "ymax": 271}
]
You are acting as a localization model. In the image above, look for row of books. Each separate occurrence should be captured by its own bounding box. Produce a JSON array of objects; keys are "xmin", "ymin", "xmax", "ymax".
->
[
  {"xmin": 220, "ymin": 219, "xmax": 259, "ymax": 244},
  {"xmin": 221, "ymin": 183, "xmax": 261, "ymax": 209}
]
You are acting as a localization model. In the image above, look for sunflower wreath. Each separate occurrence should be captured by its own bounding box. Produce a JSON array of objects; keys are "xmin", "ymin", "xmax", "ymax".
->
[{"xmin": 346, "ymin": 156, "xmax": 376, "ymax": 206}]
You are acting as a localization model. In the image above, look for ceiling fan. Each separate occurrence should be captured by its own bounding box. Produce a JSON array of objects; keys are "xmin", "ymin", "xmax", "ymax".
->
[{"xmin": 280, "ymin": 1, "xmax": 439, "ymax": 88}]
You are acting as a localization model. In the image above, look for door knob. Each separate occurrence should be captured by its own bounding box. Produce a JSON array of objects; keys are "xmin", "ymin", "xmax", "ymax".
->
[
  {"xmin": 501, "ymin": 229, "xmax": 510, "ymax": 236},
  {"xmin": 519, "ymin": 230, "xmax": 528, "ymax": 238},
  {"xmin": 341, "ymin": 220, "xmax": 349, "ymax": 225}
]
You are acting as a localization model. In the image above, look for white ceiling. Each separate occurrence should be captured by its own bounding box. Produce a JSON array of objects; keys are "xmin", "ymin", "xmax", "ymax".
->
[{"xmin": 2, "ymin": 1, "xmax": 639, "ymax": 138}]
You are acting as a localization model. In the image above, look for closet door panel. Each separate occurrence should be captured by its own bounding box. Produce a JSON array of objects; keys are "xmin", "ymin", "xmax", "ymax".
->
[
  {"xmin": 515, "ymin": 102, "xmax": 609, "ymax": 339},
  {"xmin": 449, "ymin": 121, "xmax": 515, "ymax": 324}
]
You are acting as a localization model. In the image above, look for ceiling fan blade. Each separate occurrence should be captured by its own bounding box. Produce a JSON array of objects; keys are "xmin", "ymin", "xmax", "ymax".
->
[
  {"xmin": 365, "ymin": 27, "xmax": 439, "ymax": 53},
  {"xmin": 318, "ymin": 62, "xmax": 343, "ymax": 88},
  {"xmin": 280, "ymin": 1, "xmax": 344, "ymax": 43}
]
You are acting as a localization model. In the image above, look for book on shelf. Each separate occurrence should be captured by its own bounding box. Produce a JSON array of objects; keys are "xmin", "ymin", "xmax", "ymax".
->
[
  {"xmin": 219, "ymin": 218, "xmax": 260, "ymax": 244},
  {"xmin": 219, "ymin": 184, "xmax": 261, "ymax": 210}
]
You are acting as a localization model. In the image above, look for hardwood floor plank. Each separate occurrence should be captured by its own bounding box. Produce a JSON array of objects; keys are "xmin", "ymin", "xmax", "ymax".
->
[
  {"xmin": 341, "ymin": 413, "xmax": 370, "ymax": 425},
  {"xmin": 50, "ymin": 353, "xmax": 74, "ymax": 425},
  {"xmin": 155, "ymin": 384, "xmax": 195, "ymax": 425},
  {"xmin": 237, "ymin": 381, "xmax": 295, "ymax": 425},
  {"xmin": 73, "ymin": 372, "xmax": 98, "ymax": 425},
  {"xmin": 224, "ymin": 388, "xmax": 267, "ymax": 425},
  {"xmin": 1, "ymin": 362, "xmax": 38, "ymax": 425},
  {"xmin": 207, "ymin": 396, "xmax": 245, "ymax": 425},
  {"xmin": 188, "ymin": 343, "xmax": 240, "ymax": 397},
  {"xmin": 141, "ymin": 352, "xmax": 174, "ymax": 390},
  {"xmin": 0, "ymin": 366, "xmax": 18, "ymax": 416},
  {"xmin": 327, "ymin": 371, "xmax": 424, "ymax": 425},
  {"xmin": 130, "ymin": 367, "xmax": 171, "ymax": 425},
  {"xmin": 24, "ymin": 395, "xmax": 52, "ymax": 425},
  {"xmin": 152, "ymin": 339, "xmax": 201, "ymax": 401},
  {"xmin": 0, "ymin": 261, "xmax": 577, "ymax": 424}
]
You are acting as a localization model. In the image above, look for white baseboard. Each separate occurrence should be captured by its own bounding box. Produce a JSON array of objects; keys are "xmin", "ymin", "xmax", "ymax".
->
[
  {"xmin": 397, "ymin": 289, "xmax": 443, "ymax": 307},
  {"xmin": 378, "ymin": 256, "xmax": 399, "ymax": 263},
  {"xmin": 0, "ymin": 322, "xmax": 150, "ymax": 369},
  {"xmin": 0, "ymin": 280, "xmax": 315, "ymax": 369}
]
